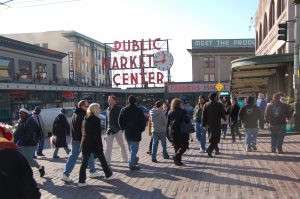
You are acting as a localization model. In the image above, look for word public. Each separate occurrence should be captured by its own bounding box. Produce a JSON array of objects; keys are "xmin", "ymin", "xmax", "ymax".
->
[{"xmin": 102, "ymin": 38, "xmax": 166, "ymax": 85}]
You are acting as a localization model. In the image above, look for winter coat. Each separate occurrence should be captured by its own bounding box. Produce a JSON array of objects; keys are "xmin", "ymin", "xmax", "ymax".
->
[
  {"xmin": 230, "ymin": 104, "xmax": 240, "ymax": 123},
  {"xmin": 150, "ymin": 107, "xmax": 167, "ymax": 133},
  {"xmin": 118, "ymin": 104, "xmax": 146, "ymax": 142},
  {"xmin": 265, "ymin": 101, "xmax": 292, "ymax": 126},
  {"xmin": 52, "ymin": 113, "xmax": 70, "ymax": 148},
  {"xmin": 14, "ymin": 115, "xmax": 39, "ymax": 147},
  {"xmin": 256, "ymin": 98, "xmax": 267, "ymax": 112},
  {"xmin": 239, "ymin": 104, "xmax": 260, "ymax": 128},
  {"xmin": 0, "ymin": 148, "xmax": 41, "ymax": 199},
  {"xmin": 167, "ymin": 108, "xmax": 190, "ymax": 147},
  {"xmin": 71, "ymin": 107, "xmax": 85, "ymax": 141},
  {"xmin": 193, "ymin": 104, "xmax": 203, "ymax": 123},
  {"xmin": 31, "ymin": 114, "xmax": 47, "ymax": 139},
  {"xmin": 202, "ymin": 100, "xmax": 226, "ymax": 143},
  {"xmin": 80, "ymin": 113, "xmax": 103, "ymax": 154},
  {"xmin": 106, "ymin": 105, "xmax": 122, "ymax": 135}
]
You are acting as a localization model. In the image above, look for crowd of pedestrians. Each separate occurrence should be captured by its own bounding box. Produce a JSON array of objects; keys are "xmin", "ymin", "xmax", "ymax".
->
[{"xmin": 0, "ymin": 91, "xmax": 294, "ymax": 191}]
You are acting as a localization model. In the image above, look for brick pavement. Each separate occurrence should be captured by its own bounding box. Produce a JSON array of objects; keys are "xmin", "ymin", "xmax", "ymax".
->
[{"xmin": 33, "ymin": 131, "xmax": 300, "ymax": 199}]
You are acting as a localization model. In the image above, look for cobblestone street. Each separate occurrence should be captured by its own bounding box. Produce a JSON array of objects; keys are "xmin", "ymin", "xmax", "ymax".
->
[{"xmin": 32, "ymin": 132, "xmax": 300, "ymax": 199}]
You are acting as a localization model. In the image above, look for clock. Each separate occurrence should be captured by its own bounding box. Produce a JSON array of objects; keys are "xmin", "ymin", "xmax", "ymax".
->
[{"xmin": 153, "ymin": 51, "xmax": 174, "ymax": 71}]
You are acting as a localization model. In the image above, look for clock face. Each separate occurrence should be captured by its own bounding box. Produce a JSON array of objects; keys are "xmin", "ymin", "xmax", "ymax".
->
[{"xmin": 153, "ymin": 51, "xmax": 174, "ymax": 71}]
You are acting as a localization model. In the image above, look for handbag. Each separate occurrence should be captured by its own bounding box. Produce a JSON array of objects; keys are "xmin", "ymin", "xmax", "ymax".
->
[{"xmin": 180, "ymin": 121, "xmax": 195, "ymax": 134}]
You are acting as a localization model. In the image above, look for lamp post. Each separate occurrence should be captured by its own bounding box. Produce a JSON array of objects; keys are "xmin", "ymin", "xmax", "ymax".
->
[{"xmin": 294, "ymin": 0, "xmax": 300, "ymax": 130}]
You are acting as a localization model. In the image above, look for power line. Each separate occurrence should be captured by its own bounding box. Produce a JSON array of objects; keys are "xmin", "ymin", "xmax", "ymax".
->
[{"xmin": 4, "ymin": 0, "xmax": 80, "ymax": 8}]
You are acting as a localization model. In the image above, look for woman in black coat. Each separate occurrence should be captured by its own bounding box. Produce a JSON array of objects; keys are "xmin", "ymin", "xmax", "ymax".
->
[
  {"xmin": 167, "ymin": 98, "xmax": 190, "ymax": 166},
  {"xmin": 52, "ymin": 108, "xmax": 70, "ymax": 158},
  {"xmin": 78, "ymin": 103, "xmax": 113, "ymax": 187}
]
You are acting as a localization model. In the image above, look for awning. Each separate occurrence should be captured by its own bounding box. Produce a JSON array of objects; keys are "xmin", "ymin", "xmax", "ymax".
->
[{"xmin": 231, "ymin": 53, "xmax": 293, "ymax": 94}]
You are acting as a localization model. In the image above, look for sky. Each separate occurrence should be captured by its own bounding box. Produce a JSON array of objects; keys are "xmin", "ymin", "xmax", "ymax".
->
[{"xmin": 0, "ymin": 0, "xmax": 259, "ymax": 82}]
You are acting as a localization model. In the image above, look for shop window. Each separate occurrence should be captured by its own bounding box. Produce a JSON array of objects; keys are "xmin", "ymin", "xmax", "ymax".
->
[
  {"xmin": 42, "ymin": 43, "xmax": 48, "ymax": 48},
  {"xmin": 35, "ymin": 63, "xmax": 47, "ymax": 81},
  {"xmin": 52, "ymin": 64, "xmax": 57, "ymax": 82},
  {"xmin": 0, "ymin": 56, "xmax": 15, "ymax": 78},
  {"xmin": 18, "ymin": 60, "xmax": 32, "ymax": 80},
  {"xmin": 204, "ymin": 57, "xmax": 215, "ymax": 68}
]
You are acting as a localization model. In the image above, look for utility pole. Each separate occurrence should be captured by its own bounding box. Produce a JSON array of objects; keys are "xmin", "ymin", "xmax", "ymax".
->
[{"xmin": 294, "ymin": 0, "xmax": 300, "ymax": 130}]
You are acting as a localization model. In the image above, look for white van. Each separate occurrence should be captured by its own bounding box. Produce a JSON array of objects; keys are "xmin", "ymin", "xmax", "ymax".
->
[{"xmin": 40, "ymin": 107, "xmax": 75, "ymax": 134}]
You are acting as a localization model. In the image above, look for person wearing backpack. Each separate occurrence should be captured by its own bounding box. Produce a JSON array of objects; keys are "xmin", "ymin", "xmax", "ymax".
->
[
  {"xmin": 265, "ymin": 92, "xmax": 292, "ymax": 154},
  {"xmin": 239, "ymin": 96, "xmax": 260, "ymax": 152},
  {"xmin": 193, "ymin": 95, "xmax": 207, "ymax": 153}
]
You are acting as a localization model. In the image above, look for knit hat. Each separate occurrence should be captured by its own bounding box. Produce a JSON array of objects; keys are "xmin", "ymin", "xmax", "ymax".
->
[
  {"xmin": 61, "ymin": 108, "xmax": 67, "ymax": 115},
  {"xmin": 19, "ymin": 108, "xmax": 30, "ymax": 114}
]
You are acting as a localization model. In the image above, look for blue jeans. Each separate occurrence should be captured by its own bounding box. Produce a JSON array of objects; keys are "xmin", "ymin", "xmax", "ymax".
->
[
  {"xmin": 151, "ymin": 132, "xmax": 169, "ymax": 160},
  {"xmin": 270, "ymin": 125, "xmax": 286, "ymax": 152},
  {"xmin": 127, "ymin": 140, "xmax": 139, "ymax": 167},
  {"xmin": 63, "ymin": 140, "xmax": 96, "ymax": 177},
  {"xmin": 221, "ymin": 124, "xmax": 228, "ymax": 135},
  {"xmin": 195, "ymin": 122, "xmax": 206, "ymax": 151},
  {"xmin": 36, "ymin": 138, "xmax": 45, "ymax": 154},
  {"xmin": 245, "ymin": 128, "xmax": 258, "ymax": 150}
]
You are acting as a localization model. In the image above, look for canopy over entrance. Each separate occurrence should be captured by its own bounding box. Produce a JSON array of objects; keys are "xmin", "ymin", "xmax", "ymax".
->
[{"xmin": 231, "ymin": 53, "xmax": 293, "ymax": 94}]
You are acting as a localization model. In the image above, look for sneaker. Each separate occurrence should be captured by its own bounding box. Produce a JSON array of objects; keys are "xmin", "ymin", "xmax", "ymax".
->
[
  {"xmin": 199, "ymin": 149, "xmax": 206, "ymax": 153},
  {"xmin": 135, "ymin": 157, "xmax": 139, "ymax": 165},
  {"xmin": 152, "ymin": 159, "xmax": 158, "ymax": 163},
  {"xmin": 277, "ymin": 150, "xmax": 283, "ymax": 154},
  {"xmin": 106, "ymin": 173, "xmax": 116, "ymax": 180},
  {"xmin": 215, "ymin": 151, "xmax": 220, "ymax": 155},
  {"xmin": 121, "ymin": 159, "xmax": 128, "ymax": 163},
  {"xmin": 37, "ymin": 153, "xmax": 45, "ymax": 157},
  {"xmin": 89, "ymin": 171, "xmax": 103, "ymax": 178},
  {"xmin": 252, "ymin": 145, "xmax": 257, "ymax": 151},
  {"xmin": 33, "ymin": 155, "xmax": 37, "ymax": 159},
  {"xmin": 271, "ymin": 149, "xmax": 276, "ymax": 153},
  {"xmin": 246, "ymin": 149, "xmax": 252, "ymax": 152},
  {"xmin": 129, "ymin": 165, "xmax": 141, "ymax": 171},
  {"xmin": 53, "ymin": 156, "xmax": 60, "ymax": 159},
  {"xmin": 61, "ymin": 174, "xmax": 72, "ymax": 182},
  {"xmin": 146, "ymin": 151, "xmax": 151, "ymax": 155},
  {"xmin": 78, "ymin": 182, "xmax": 87, "ymax": 187},
  {"xmin": 39, "ymin": 166, "xmax": 45, "ymax": 177}
]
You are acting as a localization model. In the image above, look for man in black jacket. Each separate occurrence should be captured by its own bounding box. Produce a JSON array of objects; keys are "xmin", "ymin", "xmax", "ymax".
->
[
  {"xmin": 202, "ymin": 92, "xmax": 226, "ymax": 158},
  {"xmin": 14, "ymin": 108, "xmax": 45, "ymax": 177},
  {"xmin": 119, "ymin": 95, "xmax": 146, "ymax": 170},
  {"xmin": 104, "ymin": 95, "xmax": 128, "ymax": 164},
  {"xmin": 61, "ymin": 100, "xmax": 102, "ymax": 182}
]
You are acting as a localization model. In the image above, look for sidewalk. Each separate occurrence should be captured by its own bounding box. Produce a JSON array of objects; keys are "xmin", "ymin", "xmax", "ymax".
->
[{"xmin": 34, "ymin": 133, "xmax": 300, "ymax": 199}]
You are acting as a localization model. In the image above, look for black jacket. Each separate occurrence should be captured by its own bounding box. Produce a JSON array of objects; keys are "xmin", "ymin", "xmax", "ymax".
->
[
  {"xmin": 0, "ymin": 149, "xmax": 41, "ymax": 199},
  {"xmin": 167, "ymin": 108, "xmax": 190, "ymax": 146},
  {"xmin": 118, "ymin": 104, "xmax": 146, "ymax": 142},
  {"xmin": 106, "ymin": 104, "xmax": 121, "ymax": 134},
  {"xmin": 52, "ymin": 113, "xmax": 70, "ymax": 148},
  {"xmin": 239, "ymin": 104, "xmax": 260, "ymax": 128},
  {"xmin": 14, "ymin": 116, "xmax": 39, "ymax": 147},
  {"xmin": 71, "ymin": 108, "xmax": 85, "ymax": 141},
  {"xmin": 265, "ymin": 101, "xmax": 292, "ymax": 126},
  {"xmin": 230, "ymin": 104, "xmax": 240, "ymax": 122},
  {"xmin": 80, "ymin": 113, "xmax": 103, "ymax": 153}
]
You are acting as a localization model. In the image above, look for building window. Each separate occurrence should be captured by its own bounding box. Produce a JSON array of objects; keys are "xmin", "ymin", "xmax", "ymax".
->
[
  {"xmin": 85, "ymin": 46, "xmax": 88, "ymax": 57},
  {"xmin": 269, "ymin": 0, "xmax": 275, "ymax": 30},
  {"xmin": 259, "ymin": 23, "xmax": 262, "ymax": 46},
  {"xmin": 277, "ymin": 0, "xmax": 286, "ymax": 18},
  {"xmin": 42, "ymin": 43, "xmax": 48, "ymax": 48},
  {"xmin": 81, "ymin": 45, "xmax": 84, "ymax": 55},
  {"xmin": 52, "ymin": 64, "xmax": 57, "ymax": 82},
  {"xmin": 263, "ymin": 13, "xmax": 268, "ymax": 39},
  {"xmin": 35, "ymin": 63, "xmax": 47, "ymax": 81},
  {"xmin": 18, "ymin": 60, "xmax": 32, "ymax": 80},
  {"xmin": 204, "ymin": 57, "xmax": 215, "ymax": 68},
  {"xmin": 204, "ymin": 74, "xmax": 215, "ymax": 82},
  {"xmin": 98, "ymin": 51, "xmax": 101, "ymax": 60},
  {"xmin": 86, "ymin": 62, "xmax": 89, "ymax": 72},
  {"xmin": 98, "ymin": 64, "xmax": 101, "ymax": 74},
  {"xmin": 0, "ymin": 56, "xmax": 15, "ymax": 78}
]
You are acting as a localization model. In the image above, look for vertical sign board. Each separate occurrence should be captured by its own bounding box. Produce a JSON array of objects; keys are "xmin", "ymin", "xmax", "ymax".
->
[{"xmin": 68, "ymin": 52, "xmax": 74, "ymax": 82}]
